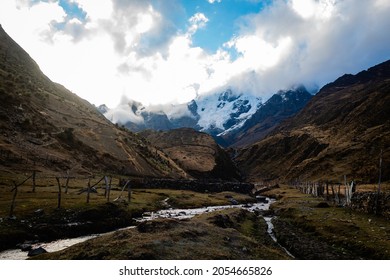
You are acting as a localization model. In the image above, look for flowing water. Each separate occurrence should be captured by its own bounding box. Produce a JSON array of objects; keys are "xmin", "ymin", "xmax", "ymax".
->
[
  {"xmin": 135, "ymin": 200, "xmax": 273, "ymax": 221},
  {"xmin": 0, "ymin": 197, "xmax": 294, "ymax": 259}
]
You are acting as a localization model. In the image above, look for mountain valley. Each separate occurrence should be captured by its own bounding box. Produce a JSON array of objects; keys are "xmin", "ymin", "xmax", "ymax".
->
[{"xmin": 0, "ymin": 24, "xmax": 389, "ymax": 261}]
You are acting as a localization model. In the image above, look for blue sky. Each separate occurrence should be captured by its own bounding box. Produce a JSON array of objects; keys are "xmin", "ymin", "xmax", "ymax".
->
[
  {"xmin": 0, "ymin": 0, "xmax": 389, "ymax": 108},
  {"xmin": 181, "ymin": 0, "xmax": 270, "ymax": 52},
  {"xmin": 57, "ymin": 0, "xmax": 86, "ymax": 20}
]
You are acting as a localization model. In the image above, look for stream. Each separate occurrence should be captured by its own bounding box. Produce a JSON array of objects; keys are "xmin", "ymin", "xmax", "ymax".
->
[{"xmin": 0, "ymin": 196, "xmax": 294, "ymax": 259}]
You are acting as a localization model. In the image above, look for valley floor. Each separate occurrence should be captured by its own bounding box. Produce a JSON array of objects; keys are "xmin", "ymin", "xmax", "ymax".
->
[{"xmin": 0, "ymin": 178, "xmax": 389, "ymax": 260}]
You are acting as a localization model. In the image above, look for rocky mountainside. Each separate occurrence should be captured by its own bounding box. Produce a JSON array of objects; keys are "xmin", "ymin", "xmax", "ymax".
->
[
  {"xmin": 217, "ymin": 85, "xmax": 312, "ymax": 147},
  {"xmin": 236, "ymin": 60, "xmax": 390, "ymax": 183},
  {"xmin": 139, "ymin": 128, "xmax": 242, "ymax": 180},
  {"xmin": 0, "ymin": 25, "xmax": 188, "ymax": 178}
]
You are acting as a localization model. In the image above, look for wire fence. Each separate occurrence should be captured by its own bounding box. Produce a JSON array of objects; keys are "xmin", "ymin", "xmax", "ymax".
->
[
  {"xmin": 2, "ymin": 171, "xmax": 133, "ymax": 218},
  {"xmin": 290, "ymin": 179, "xmax": 389, "ymax": 217}
]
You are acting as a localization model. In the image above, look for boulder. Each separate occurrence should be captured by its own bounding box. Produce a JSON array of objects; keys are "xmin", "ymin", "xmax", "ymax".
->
[
  {"xmin": 19, "ymin": 243, "xmax": 32, "ymax": 252},
  {"xmin": 27, "ymin": 247, "xmax": 47, "ymax": 257}
]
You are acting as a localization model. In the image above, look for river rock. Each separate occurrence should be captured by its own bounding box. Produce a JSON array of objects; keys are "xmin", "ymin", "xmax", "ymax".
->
[
  {"xmin": 316, "ymin": 202, "xmax": 330, "ymax": 208},
  {"xmin": 19, "ymin": 243, "xmax": 32, "ymax": 252},
  {"xmin": 229, "ymin": 198, "xmax": 239, "ymax": 205},
  {"xmin": 28, "ymin": 247, "xmax": 47, "ymax": 257},
  {"xmin": 34, "ymin": 209, "xmax": 44, "ymax": 216},
  {"xmin": 256, "ymin": 196, "xmax": 268, "ymax": 203},
  {"xmin": 210, "ymin": 214, "xmax": 234, "ymax": 228}
]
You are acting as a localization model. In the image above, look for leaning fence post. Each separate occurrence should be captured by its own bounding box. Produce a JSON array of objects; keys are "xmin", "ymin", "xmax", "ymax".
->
[
  {"xmin": 106, "ymin": 177, "xmax": 112, "ymax": 202},
  {"xmin": 9, "ymin": 182, "xmax": 18, "ymax": 218},
  {"xmin": 104, "ymin": 176, "xmax": 109, "ymax": 198},
  {"xmin": 56, "ymin": 177, "xmax": 62, "ymax": 209}
]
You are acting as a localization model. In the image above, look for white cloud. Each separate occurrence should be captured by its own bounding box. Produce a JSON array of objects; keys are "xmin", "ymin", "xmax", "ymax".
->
[
  {"xmin": 188, "ymin": 12, "xmax": 209, "ymax": 34},
  {"xmin": 208, "ymin": 0, "xmax": 222, "ymax": 4},
  {"xmin": 291, "ymin": 0, "xmax": 336, "ymax": 19}
]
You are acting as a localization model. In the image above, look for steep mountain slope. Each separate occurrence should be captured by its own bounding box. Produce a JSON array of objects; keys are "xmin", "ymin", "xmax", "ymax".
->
[
  {"xmin": 0, "ymin": 25, "xmax": 188, "ymax": 178},
  {"xmin": 236, "ymin": 60, "xmax": 390, "ymax": 182},
  {"xmin": 218, "ymin": 86, "xmax": 312, "ymax": 147},
  {"xmin": 139, "ymin": 128, "xmax": 242, "ymax": 180}
]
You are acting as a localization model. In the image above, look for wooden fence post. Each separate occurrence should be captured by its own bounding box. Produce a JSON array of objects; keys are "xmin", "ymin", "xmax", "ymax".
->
[
  {"xmin": 56, "ymin": 177, "xmax": 62, "ymax": 209},
  {"xmin": 108, "ymin": 177, "xmax": 112, "ymax": 202},
  {"xmin": 344, "ymin": 175, "xmax": 349, "ymax": 205},
  {"xmin": 331, "ymin": 184, "xmax": 335, "ymax": 204},
  {"xmin": 326, "ymin": 182, "xmax": 329, "ymax": 200},
  {"xmin": 337, "ymin": 184, "xmax": 341, "ymax": 205},
  {"xmin": 65, "ymin": 170, "xmax": 70, "ymax": 194},
  {"xmin": 375, "ymin": 149, "xmax": 383, "ymax": 215},
  {"xmin": 104, "ymin": 176, "xmax": 108, "ymax": 198},
  {"xmin": 114, "ymin": 180, "xmax": 130, "ymax": 202},
  {"xmin": 9, "ymin": 182, "xmax": 18, "ymax": 218},
  {"xmin": 128, "ymin": 181, "xmax": 131, "ymax": 203}
]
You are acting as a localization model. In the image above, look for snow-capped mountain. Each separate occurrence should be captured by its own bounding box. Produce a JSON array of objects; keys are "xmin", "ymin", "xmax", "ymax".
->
[
  {"xmin": 218, "ymin": 85, "xmax": 313, "ymax": 147},
  {"xmin": 103, "ymin": 89, "xmax": 262, "ymax": 136},
  {"xmin": 102, "ymin": 86, "xmax": 313, "ymax": 146},
  {"xmin": 194, "ymin": 89, "xmax": 262, "ymax": 135}
]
